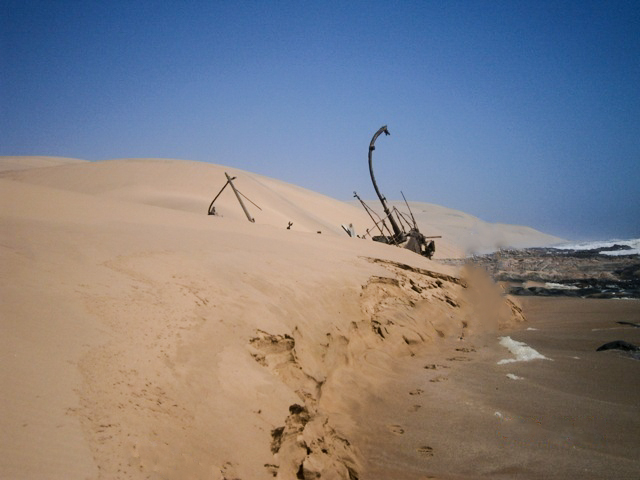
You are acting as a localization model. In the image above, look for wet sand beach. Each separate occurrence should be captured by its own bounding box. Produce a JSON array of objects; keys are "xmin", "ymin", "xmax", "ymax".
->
[{"xmin": 350, "ymin": 297, "xmax": 640, "ymax": 479}]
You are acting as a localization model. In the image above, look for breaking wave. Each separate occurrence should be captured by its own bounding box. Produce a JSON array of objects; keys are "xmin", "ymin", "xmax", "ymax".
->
[{"xmin": 553, "ymin": 238, "xmax": 640, "ymax": 256}]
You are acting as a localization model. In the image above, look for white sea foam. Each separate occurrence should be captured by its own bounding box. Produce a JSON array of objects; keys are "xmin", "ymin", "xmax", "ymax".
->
[
  {"xmin": 545, "ymin": 282, "xmax": 579, "ymax": 290},
  {"xmin": 553, "ymin": 238, "xmax": 640, "ymax": 256},
  {"xmin": 506, "ymin": 373, "xmax": 524, "ymax": 380},
  {"xmin": 497, "ymin": 336, "xmax": 550, "ymax": 364},
  {"xmin": 494, "ymin": 411, "xmax": 511, "ymax": 421}
]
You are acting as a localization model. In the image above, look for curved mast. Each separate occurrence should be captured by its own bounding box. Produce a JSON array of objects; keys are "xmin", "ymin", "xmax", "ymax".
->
[{"xmin": 368, "ymin": 125, "xmax": 402, "ymax": 239}]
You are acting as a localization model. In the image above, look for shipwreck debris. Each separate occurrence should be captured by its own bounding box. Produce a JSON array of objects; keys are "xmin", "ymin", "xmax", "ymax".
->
[
  {"xmin": 207, "ymin": 172, "xmax": 261, "ymax": 222},
  {"xmin": 354, "ymin": 125, "xmax": 440, "ymax": 259},
  {"xmin": 341, "ymin": 223, "xmax": 355, "ymax": 237}
]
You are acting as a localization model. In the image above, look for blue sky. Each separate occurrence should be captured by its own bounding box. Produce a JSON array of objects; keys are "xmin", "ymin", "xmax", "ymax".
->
[{"xmin": 2, "ymin": 0, "xmax": 639, "ymax": 240}]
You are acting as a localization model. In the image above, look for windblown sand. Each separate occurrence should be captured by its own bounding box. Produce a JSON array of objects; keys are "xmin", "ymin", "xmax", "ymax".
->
[{"xmin": 1, "ymin": 157, "xmax": 634, "ymax": 479}]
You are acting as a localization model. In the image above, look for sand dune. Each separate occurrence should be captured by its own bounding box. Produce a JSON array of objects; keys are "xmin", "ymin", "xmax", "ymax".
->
[
  {"xmin": 1, "ymin": 157, "xmax": 561, "ymax": 259},
  {"xmin": 0, "ymin": 156, "xmax": 88, "ymax": 172},
  {"xmin": 3, "ymin": 156, "xmax": 614, "ymax": 480},
  {"xmin": 0, "ymin": 157, "xmax": 372, "ymax": 240}
]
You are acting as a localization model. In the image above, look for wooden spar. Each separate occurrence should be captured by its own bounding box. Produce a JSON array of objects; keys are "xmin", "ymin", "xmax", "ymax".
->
[
  {"xmin": 401, "ymin": 191, "xmax": 418, "ymax": 229},
  {"xmin": 394, "ymin": 207, "xmax": 413, "ymax": 231},
  {"xmin": 208, "ymin": 180, "xmax": 231, "ymax": 215},
  {"xmin": 225, "ymin": 172, "xmax": 255, "ymax": 223},
  {"xmin": 353, "ymin": 191, "xmax": 386, "ymax": 237}
]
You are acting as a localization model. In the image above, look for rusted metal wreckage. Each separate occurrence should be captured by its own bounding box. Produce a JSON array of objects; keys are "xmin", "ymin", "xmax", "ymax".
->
[
  {"xmin": 353, "ymin": 125, "xmax": 439, "ymax": 259},
  {"xmin": 207, "ymin": 125, "xmax": 438, "ymax": 258}
]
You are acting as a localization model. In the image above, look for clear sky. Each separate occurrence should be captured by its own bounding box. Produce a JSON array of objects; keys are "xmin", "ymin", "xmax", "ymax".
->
[{"xmin": 2, "ymin": 1, "xmax": 639, "ymax": 240}]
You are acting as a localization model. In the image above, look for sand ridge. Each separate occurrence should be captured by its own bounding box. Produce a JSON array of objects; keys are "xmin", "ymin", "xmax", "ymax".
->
[
  {"xmin": 0, "ymin": 157, "xmax": 373, "ymax": 239},
  {"xmin": 0, "ymin": 156, "xmax": 88, "ymax": 172}
]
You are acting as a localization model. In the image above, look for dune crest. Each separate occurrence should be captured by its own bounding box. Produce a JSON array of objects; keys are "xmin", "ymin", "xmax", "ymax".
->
[{"xmin": 0, "ymin": 156, "xmax": 88, "ymax": 172}]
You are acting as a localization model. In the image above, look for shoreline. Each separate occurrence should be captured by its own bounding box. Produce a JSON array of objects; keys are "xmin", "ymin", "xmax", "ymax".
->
[
  {"xmin": 348, "ymin": 297, "xmax": 640, "ymax": 479},
  {"xmin": 443, "ymin": 247, "xmax": 640, "ymax": 299}
]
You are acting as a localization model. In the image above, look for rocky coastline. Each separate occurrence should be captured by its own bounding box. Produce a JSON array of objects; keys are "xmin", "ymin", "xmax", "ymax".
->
[{"xmin": 443, "ymin": 245, "xmax": 640, "ymax": 299}]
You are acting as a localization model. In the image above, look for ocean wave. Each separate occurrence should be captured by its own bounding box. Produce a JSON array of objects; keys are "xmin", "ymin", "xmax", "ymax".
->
[{"xmin": 552, "ymin": 238, "xmax": 640, "ymax": 256}]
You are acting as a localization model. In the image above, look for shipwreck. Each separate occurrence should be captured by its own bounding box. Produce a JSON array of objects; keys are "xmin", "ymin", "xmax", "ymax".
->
[{"xmin": 353, "ymin": 125, "xmax": 438, "ymax": 259}]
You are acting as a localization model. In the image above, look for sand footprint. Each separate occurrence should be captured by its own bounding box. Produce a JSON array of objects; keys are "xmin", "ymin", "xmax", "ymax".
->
[
  {"xmin": 455, "ymin": 347, "xmax": 476, "ymax": 353},
  {"xmin": 408, "ymin": 404, "xmax": 422, "ymax": 412},
  {"xmin": 409, "ymin": 388, "xmax": 424, "ymax": 396},
  {"xmin": 424, "ymin": 364, "xmax": 449, "ymax": 370},
  {"xmin": 429, "ymin": 375, "xmax": 448, "ymax": 383},
  {"xmin": 446, "ymin": 356, "xmax": 470, "ymax": 362},
  {"xmin": 387, "ymin": 424, "xmax": 405, "ymax": 435},
  {"xmin": 417, "ymin": 446, "xmax": 434, "ymax": 457}
]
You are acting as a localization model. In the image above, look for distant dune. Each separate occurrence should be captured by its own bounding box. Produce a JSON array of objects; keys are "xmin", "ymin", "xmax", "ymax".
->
[
  {"xmin": 0, "ymin": 155, "xmax": 88, "ymax": 172},
  {"xmin": 387, "ymin": 200, "xmax": 564, "ymax": 255},
  {"xmin": 1, "ymin": 156, "xmax": 562, "ymax": 258},
  {"xmin": 0, "ymin": 156, "xmax": 564, "ymax": 479}
]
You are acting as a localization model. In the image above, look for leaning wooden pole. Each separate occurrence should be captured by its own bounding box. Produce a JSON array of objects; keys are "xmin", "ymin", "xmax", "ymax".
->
[
  {"xmin": 208, "ymin": 180, "xmax": 230, "ymax": 215},
  {"xmin": 225, "ymin": 172, "xmax": 255, "ymax": 223}
]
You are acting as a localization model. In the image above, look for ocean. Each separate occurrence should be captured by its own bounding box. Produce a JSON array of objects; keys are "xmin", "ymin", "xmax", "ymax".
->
[{"xmin": 551, "ymin": 237, "xmax": 640, "ymax": 256}]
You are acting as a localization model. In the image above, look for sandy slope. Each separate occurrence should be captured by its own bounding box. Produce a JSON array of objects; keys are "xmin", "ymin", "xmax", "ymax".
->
[
  {"xmin": 0, "ymin": 157, "xmax": 373, "ymax": 240},
  {"xmin": 1, "ymin": 157, "xmax": 555, "ymax": 479}
]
